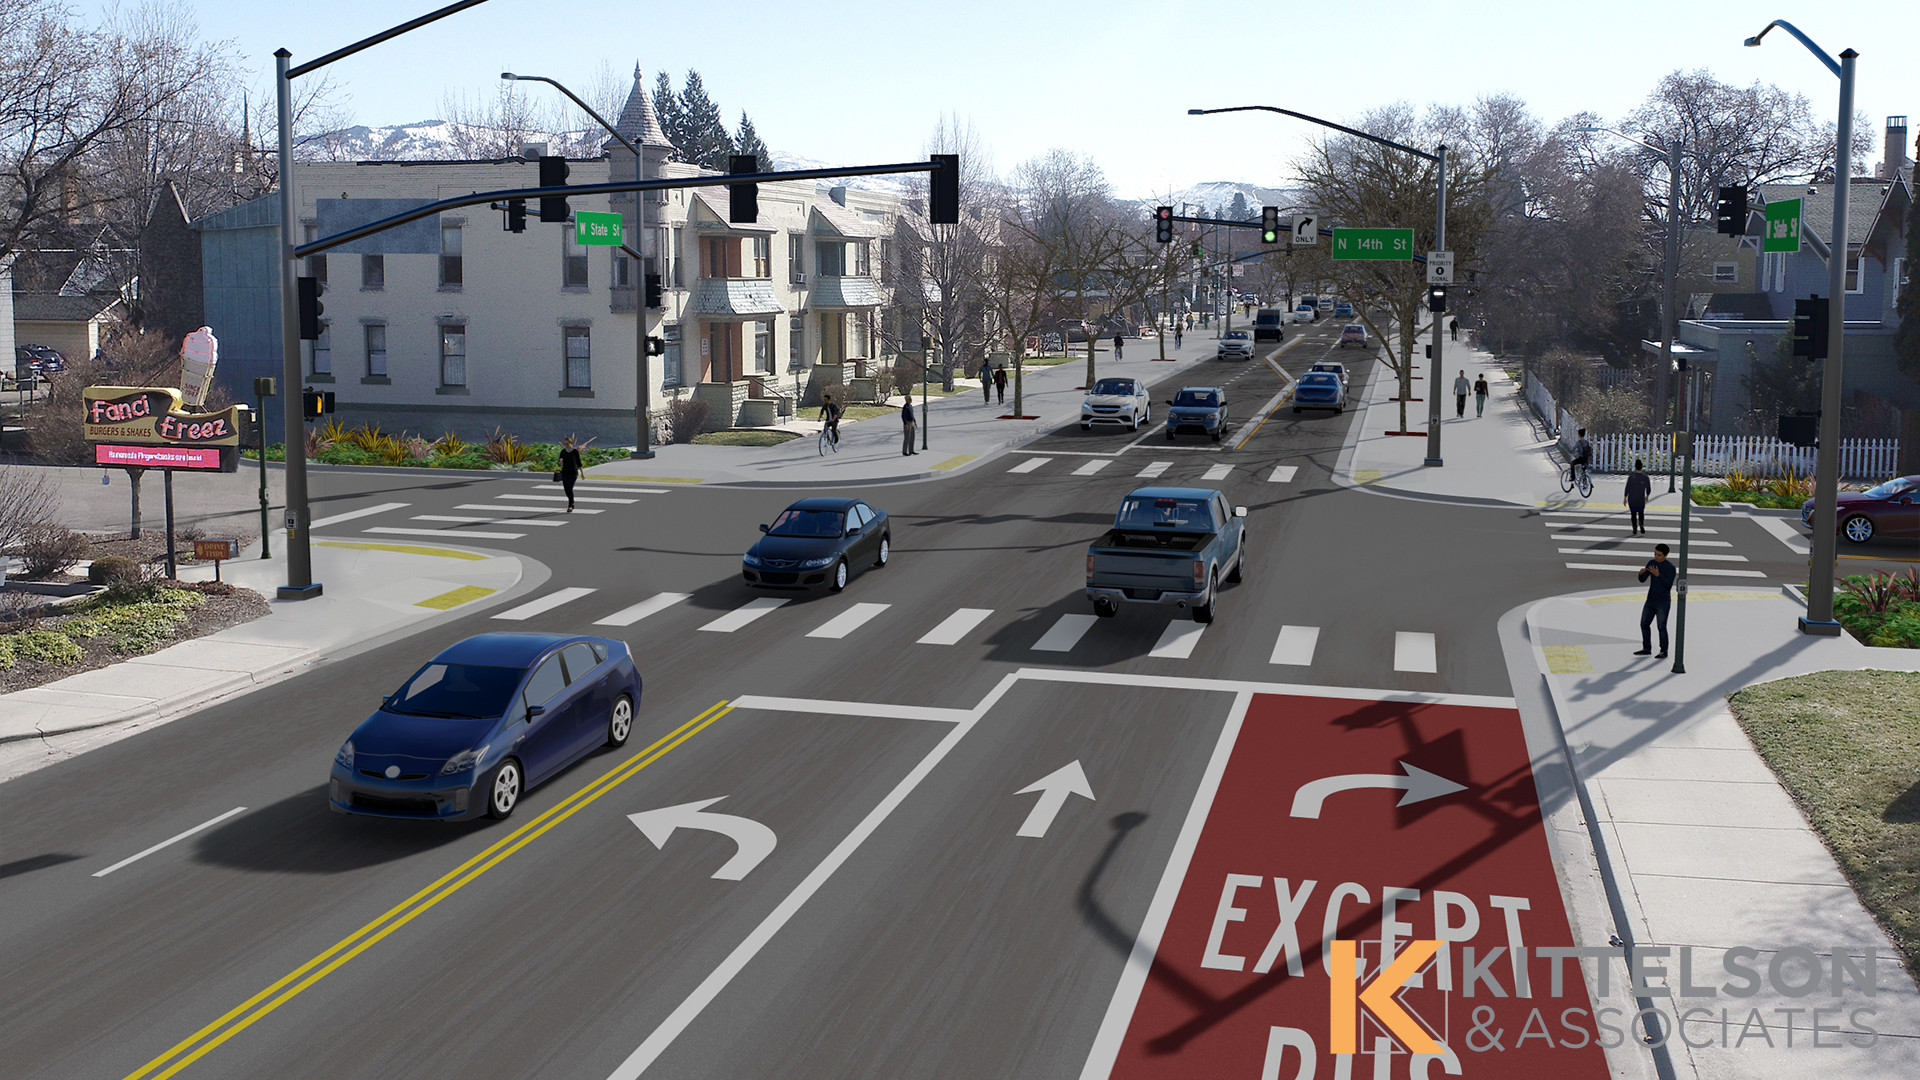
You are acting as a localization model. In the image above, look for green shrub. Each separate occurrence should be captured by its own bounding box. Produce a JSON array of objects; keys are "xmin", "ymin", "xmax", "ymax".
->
[
  {"xmin": 87, "ymin": 554, "xmax": 142, "ymax": 587},
  {"xmin": 0, "ymin": 629, "xmax": 85, "ymax": 667}
]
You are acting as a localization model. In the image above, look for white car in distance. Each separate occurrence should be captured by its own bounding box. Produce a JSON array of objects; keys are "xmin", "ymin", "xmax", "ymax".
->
[{"xmin": 1080, "ymin": 377, "xmax": 1153, "ymax": 431}]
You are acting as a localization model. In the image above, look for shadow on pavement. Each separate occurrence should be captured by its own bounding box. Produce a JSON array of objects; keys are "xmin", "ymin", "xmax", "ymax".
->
[
  {"xmin": 191, "ymin": 784, "xmax": 481, "ymax": 873},
  {"xmin": 0, "ymin": 853, "xmax": 84, "ymax": 880}
]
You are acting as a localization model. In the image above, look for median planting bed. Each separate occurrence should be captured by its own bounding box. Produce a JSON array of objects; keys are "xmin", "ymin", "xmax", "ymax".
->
[{"xmin": 247, "ymin": 422, "xmax": 628, "ymax": 471}]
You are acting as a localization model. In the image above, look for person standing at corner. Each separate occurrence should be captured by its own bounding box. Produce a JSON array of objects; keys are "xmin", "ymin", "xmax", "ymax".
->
[
  {"xmin": 1635, "ymin": 543, "xmax": 1676, "ymax": 659},
  {"xmin": 1625, "ymin": 458, "xmax": 1652, "ymax": 535},
  {"xmin": 557, "ymin": 435, "xmax": 583, "ymax": 512},
  {"xmin": 1450, "ymin": 317, "xmax": 1460, "ymax": 342},
  {"xmin": 993, "ymin": 363, "xmax": 1008, "ymax": 405},
  {"xmin": 1113, "ymin": 332, "xmax": 1123, "ymax": 362},
  {"xmin": 901, "ymin": 393, "xmax": 918, "ymax": 456},
  {"xmin": 1473, "ymin": 373, "xmax": 1489, "ymax": 418},
  {"xmin": 1453, "ymin": 369, "xmax": 1470, "ymax": 418}
]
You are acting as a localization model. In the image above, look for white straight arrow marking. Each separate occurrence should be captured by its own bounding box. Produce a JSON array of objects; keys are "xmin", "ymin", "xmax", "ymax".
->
[
  {"xmin": 1288, "ymin": 762, "xmax": 1467, "ymax": 819},
  {"xmin": 628, "ymin": 796, "xmax": 777, "ymax": 880},
  {"xmin": 1014, "ymin": 760, "xmax": 1096, "ymax": 838}
]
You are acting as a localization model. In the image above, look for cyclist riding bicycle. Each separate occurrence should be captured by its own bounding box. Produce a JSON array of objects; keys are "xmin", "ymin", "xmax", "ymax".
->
[
  {"xmin": 1570, "ymin": 427, "xmax": 1592, "ymax": 482},
  {"xmin": 819, "ymin": 393, "xmax": 843, "ymax": 444}
]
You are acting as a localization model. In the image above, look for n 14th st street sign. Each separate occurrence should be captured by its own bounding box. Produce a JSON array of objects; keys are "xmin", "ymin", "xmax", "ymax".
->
[
  {"xmin": 1763, "ymin": 198, "xmax": 1802, "ymax": 254},
  {"xmin": 1330, "ymin": 228, "xmax": 1414, "ymax": 261},
  {"xmin": 573, "ymin": 210, "xmax": 623, "ymax": 246}
]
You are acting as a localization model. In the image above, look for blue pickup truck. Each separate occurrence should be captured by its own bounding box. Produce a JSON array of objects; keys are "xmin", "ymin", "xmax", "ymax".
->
[{"xmin": 1085, "ymin": 487, "xmax": 1248, "ymax": 623}]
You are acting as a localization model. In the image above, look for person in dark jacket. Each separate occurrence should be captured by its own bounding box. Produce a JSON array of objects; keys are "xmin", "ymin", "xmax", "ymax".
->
[
  {"xmin": 901, "ymin": 394, "xmax": 918, "ymax": 455},
  {"xmin": 1473, "ymin": 374, "xmax": 1489, "ymax": 417},
  {"xmin": 1635, "ymin": 543, "xmax": 1675, "ymax": 658},
  {"xmin": 1113, "ymin": 332, "xmax": 1123, "ymax": 361},
  {"xmin": 993, "ymin": 363, "xmax": 1008, "ymax": 404},
  {"xmin": 979, "ymin": 360, "xmax": 992, "ymax": 403},
  {"xmin": 1625, "ymin": 458, "xmax": 1652, "ymax": 535},
  {"xmin": 558, "ymin": 435, "xmax": 583, "ymax": 511}
]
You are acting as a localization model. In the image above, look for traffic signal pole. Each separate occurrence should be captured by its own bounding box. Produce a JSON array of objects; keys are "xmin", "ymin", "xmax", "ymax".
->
[{"xmin": 1424, "ymin": 146, "xmax": 1447, "ymax": 467}]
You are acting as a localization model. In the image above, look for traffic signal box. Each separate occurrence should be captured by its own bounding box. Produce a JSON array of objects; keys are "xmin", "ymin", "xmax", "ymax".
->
[
  {"xmin": 929, "ymin": 154, "xmax": 959, "ymax": 225},
  {"xmin": 1260, "ymin": 206, "xmax": 1280, "ymax": 244},
  {"xmin": 1155, "ymin": 206, "xmax": 1174, "ymax": 243},
  {"xmin": 1792, "ymin": 295, "xmax": 1830, "ymax": 359},
  {"xmin": 301, "ymin": 387, "xmax": 336, "ymax": 419},
  {"xmin": 297, "ymin": 276, "xmax": 325, "ymax": 340},
  {"xmin": 1715, "ymin": 186, "xmax": 1748, "ymax": 236},
  {"xmin": 538, "ymin": 156, "xmax": 570, "ymax": 222},
  {"xmin": 1427, "ymin": 285, "xmax": 1448, "ymax": 312},
  {"xmin": 728, "ymin": 155, "xmax": 759, "ymax": 224}
]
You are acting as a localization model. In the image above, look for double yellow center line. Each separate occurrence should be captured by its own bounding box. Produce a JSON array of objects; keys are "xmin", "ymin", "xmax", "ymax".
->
[{"xmin": 124, "ymin": 701, "xmax": 735, "ymax": 1080}]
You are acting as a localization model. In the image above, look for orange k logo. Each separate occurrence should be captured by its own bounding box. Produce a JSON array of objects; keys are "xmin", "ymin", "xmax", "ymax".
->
[{"xmin": 1328, "ymin": 939, "xmax": 1444, "ymax": 1055}]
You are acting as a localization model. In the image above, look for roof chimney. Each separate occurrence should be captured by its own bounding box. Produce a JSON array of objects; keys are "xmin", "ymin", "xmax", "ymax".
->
[
  {"xmin": 829, "ymin": 185, "xmax": 848, "ymax": 206},
  {"xmin": 520, "ymin": 141, "xmax": 547, "ymax": 161},
  {"xmin": 1877, "ymin": 116, "xmax": 1909, "ymax": 180}
]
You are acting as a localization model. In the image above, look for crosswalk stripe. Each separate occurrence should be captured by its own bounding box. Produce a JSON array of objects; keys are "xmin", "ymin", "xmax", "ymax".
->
[
  {"xmin": 491, "ymin": 586, "xmax": 598, "ymax": 621},
  {"xmin": 1149, "ymin": 620, "xmax": 1206, "ymax": 659},
  {"xmin": 1009, "ymin": 458, "xmax": 1051, "ymax": 474},
  {"xmin": 806, "ymin": 603, "xmax": 892, "ymax": 639},
  {"xmin": 1136, "ymin": 461, "xmax": 1173, "ymax": 478},
  {"xmin": 1394, "ymin": 631, "xmax": 1437, "ymax": 673},
  {"xmin": 496, "ymin": 493, "xmax": 636, "ymax": 504},
  {"xmin": 458, "ymin": 503, "xmax": 604, "ymax": 515},
  {"xmin": 310, "ymin": 502, "xmax": 409, "ymax": 528},
  {"xmin": 1268, "ymin": 465, "xmax": 1298, "ymax": 483},
  {"xmin": 1201, "ymin": 464, "xmax": 1234, "ymax": 481},
  {"xmin": 1270, "ymin": 625, "xmax": 1320, "ymax": 665},
  {"xmin": 413, "ymin": 515, "xmax": 569, "ymax": 527},
  {"xmin": 1032, "ymin": 613, "xmax": 1098, "ymax": 652},
  {"xmin": 917, "ymin": 608, "xmax": 993, "ymax": 645},
  {"xmin": 532, "ymin": 484, "xmax": 670, "ymax": 494},
  {"xmin": 1551, "ymin": 534, "xmax": 1731, "ymax": 547},
  {"xmin": 1542, "ymin": 522, "xmax": 1714, "ymax": 534},
  {"xmin": 1556, "ymin": 548, "xmax": 1749, "ymax": 562},
  {"xmin": 365, "ymin": 526, "xmax": 524, "ymax": 540},
  {"xmin": 1073, "ymin": 460, "xmax": 1112, "ymax": 476},
  {"xmin": 1542, "ymin": 513, "xmax": 1707, "ymax": 524},
  {"xmin": 699, "ymin": 597, "xmax": 789, "ymax": 632},
  {"xmin": 1565, "ymin": 562, "xmax": 1767, "ymax": 578},
  {"xmin": 593, "ymin": 592, "xmax": 692, "ymax": 627}
]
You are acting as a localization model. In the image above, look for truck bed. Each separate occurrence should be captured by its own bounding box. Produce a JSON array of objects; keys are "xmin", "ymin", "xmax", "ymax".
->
[{"xmin": 1092, "ymin": 529, "xmax": 1210, "ymax": 552}]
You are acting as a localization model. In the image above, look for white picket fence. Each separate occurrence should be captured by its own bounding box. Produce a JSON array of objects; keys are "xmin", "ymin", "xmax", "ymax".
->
[{"xmin": 1593, "ymin": 433, "xmax": 1900, "ymax": 480}]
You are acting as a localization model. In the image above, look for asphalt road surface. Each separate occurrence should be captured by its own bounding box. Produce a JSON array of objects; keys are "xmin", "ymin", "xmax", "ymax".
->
[{"xmin": 0, "ymin": 319, "xmax": 1867, "ymax": 1079}]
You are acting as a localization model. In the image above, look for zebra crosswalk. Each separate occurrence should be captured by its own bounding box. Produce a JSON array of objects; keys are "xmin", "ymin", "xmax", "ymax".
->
[
  {"xmin": 1006, "ymin": 456, "xmax": 1299, "ymax": 484},
  {"xmin": 1543, "ymin": 509, "xmax": 1769, "ymax": 578}
]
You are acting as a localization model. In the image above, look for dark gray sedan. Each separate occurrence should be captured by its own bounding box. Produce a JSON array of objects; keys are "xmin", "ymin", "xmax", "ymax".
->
[{"xmin": 743, "ymin": 497, "xmax": 891, "ymax": 592}]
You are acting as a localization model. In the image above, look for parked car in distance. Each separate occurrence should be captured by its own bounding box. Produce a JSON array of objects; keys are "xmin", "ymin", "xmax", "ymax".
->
[
  {"xmin": 1293, "ymin": 371, "xmax": 1347, "ymax": 414},
  {"xmin": 1081, "ymin": 377, "xmax": 1153, "ymax": 431},
  {"xmin": 1085, "ymin": 487, "xmax": 1249, "ymax": 623},
  {"xmin": 1308, "ymin": 361, "xmax": 1348, "ymax": 388},
  {"xmin": 1251, "ymin": 308, "xmax": 1287, "ymax": 342},
  {"xmin": 744, "ymin": 497, "xmax": 891, "ymax": 592},
  {"xmin": 1333, "ymin": 302, "xmax": 1355, "ymax": 317},
  {"xmin": 1339, "ymin": 323, "xmax": 1372, "ymax": 350},
  {"xmin": 1803, "ymin": 475, "xmax": 1920, "ymax": 543},
  {"xmin": 1293, "ymin": 304, "xmax": 1318, "ymax": 324},
  {"xmin": 330, "ymin": 632, "xmax": 642, "ymax": 821},
  {"xmin": 1165, "ymin": 387, "xmax": 1230, "ymax": 442},
  {"xmin": 1217, "ymin": 329, "xmax": 1255, "ymax": 360},
  {"xmin": 16, "ymin": 344, "xmax": 64, "ymax": 376}
]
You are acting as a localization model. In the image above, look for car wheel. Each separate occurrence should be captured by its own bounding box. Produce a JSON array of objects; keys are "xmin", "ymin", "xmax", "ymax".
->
[
  {"xmin": 606, "ymin": 695, "xmax": 634, "ymax": 748},
  {"xmin": 830, "ymin": 559, "xmax": 849, "ymax": 591},
  {"xmin": 1192, "ymin": 571, "xmax": 1218, "ymax": 624},
  {"xmin": 1166, "ymin": 430, "xmax": 1176, "ymax": 442},
  {"xmin": 1081, "ymin": 423, "xmax": 1091, "ymax": 431},
  {"xmin": 1210, "ymin": 429, "xmax": 1222, "ymax": 443},
  {"xmin": 1843, "ymin": 514, "xmax": 1876, "ymax": 543},
  {"xmin": 1227, "ymin": 538, "xmax": 1246, "ymax": 583},
  {"xmin": 876, "ymin": 534, "xmax": 890, "ymax": 567},
  {"xmin": 1293, "ymin": 406, "xmax": 1301, "ymax": 414},
  {"xmin": 1333, "ymin": 405, "xmax": 1342, "ymax": 415},
  {"xmin": 486, "ymin": 759, "xmax": 522, "ymax": 819},
  {"xmin": 1093, "ymin": 598, "xmax": 1117, "ymax": 618}
]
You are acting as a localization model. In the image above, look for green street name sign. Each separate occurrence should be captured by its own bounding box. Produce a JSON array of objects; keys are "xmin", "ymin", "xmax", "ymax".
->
[
  {"xmin": 1763, "ymin": 198, "xmax": 1801, "ymax": 253},
  {"xmin": 1330, "ymin": 228, "xmax": 1415, "ymax": 261},
  {"xmin": 573, "ymin": 210, "xmax": 623, "ymax": 246}
]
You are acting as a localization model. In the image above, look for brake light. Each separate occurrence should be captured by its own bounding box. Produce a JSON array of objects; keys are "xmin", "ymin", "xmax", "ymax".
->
[
  {"xmin": 1087, "ymin": 553, "xmax": 1096, "ymax": 579},
  {"xmin": 1193, "ymin": 559, "xmax": 1205, "ymax": 588}
]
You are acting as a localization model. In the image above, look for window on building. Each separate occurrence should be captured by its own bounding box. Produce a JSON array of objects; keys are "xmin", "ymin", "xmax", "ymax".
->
[
  {"xmin": 312, "ymin": 323, "xmax": 331, "ymax": 375},
  {"xmin": 1712, "ymin": 262, "xmax": 1738, "ymax": 284},
  {"xmin": 613, "ymin": 251, "xmax": 632, "ymax": 288},
  {"xmin": 753, "ymin": 320, "xmax": 772, "ymax": 374},
  {"xmin": 304, "ymin": 224, "xmax": 327, "ymax": 284},
  {"xmin": 563, "ymin": 225, "xmax": 589, "ymax": 288},
  {"xmin": 789, "ymin": 235, "xmax": 806, "ymax": 282},
  {"xmin": 1846, "ymin": 249, "xmax": 1863, "ymax": 294},
  {"xmin": 362, "ymin": 254, "xmax": 384, "ymax": 289},
  {"xmin": 365, "ymin": 324, "xmax": 387, "ymax": 376},
  {"xmin": 851, "ymin": 316, "xmax": 870, "ymax": 359},
  {"xmin": 440, "ymin": 224, "xmax": 463, "ymax": 286},
  {"xmin": 1896, "ymin": 257, "xmax": 1909, "ymax": 299},
  {"xmin": 703, "ymin": 236, "xmax": 733, "ymax": 279},
  {"xmin": 789, "ymin": 315, "xmax": 805, "ymax": 370},
  {"xmin": 854, "ymin": 241, "xmax": 871, "ymax": 277},
  {"xmin": 564, "ymin": 327, "xmax": 591, "ymax": 388},
  {"xmin": 752, "ymin": 236, "xmax": 771, "ymax": 278},
  {"xmin": 816, "ymin": 241, "xmax": 845, "ymax": 277},
  {"xmin": 440, "ymin": 325, "xmax": 466, "ymax": 385},
  {"xmin": 671, "ymin": 227, "xmax": 684, "ymax": 287},
  {"xmin": 663, "ymin": 325, "xmax": 682, "ymax": 388}
]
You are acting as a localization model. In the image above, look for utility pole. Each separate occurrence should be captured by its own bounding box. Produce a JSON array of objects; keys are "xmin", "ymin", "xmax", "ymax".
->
[{"xmin": 1424, "ymin": 145, "xmax": 1448, "ymax": 467}]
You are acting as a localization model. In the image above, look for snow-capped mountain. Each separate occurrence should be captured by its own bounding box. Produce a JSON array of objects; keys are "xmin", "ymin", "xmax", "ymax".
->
[
  {"xmin": 768, "ymin": 150, "xmax": 912, "ymax": 195},
  {"xmin": 1129, "ymin": 180, "xmax": 1308, "ymax": 218},
  {"xmin": 302, "ymin": 120, "xmax": 469, "ymax": 160}
]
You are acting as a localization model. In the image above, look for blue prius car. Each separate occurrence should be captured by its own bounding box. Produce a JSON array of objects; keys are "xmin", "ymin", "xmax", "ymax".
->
[{"xmin": 330, "ymin": 633, "xmax": 641, "ymax": 821}]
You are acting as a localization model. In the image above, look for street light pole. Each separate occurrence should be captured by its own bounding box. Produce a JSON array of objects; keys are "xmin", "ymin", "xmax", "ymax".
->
[{"xmin": 1746, "ymin": 21, "xmax": 1854, "ymax": 636}]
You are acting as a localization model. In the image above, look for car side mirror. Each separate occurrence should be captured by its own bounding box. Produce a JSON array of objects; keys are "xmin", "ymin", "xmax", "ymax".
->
[
  {"xmin": 1903, "ymin": 497, "xmax": 1914, "ymax": 505},
  {"xmin": 1234, "ymin": 506, "xmax": 1247, "ymax": 518},
  {"xmin": 525, "ymin": 704, "xmax": 545, "ymax": 719},
  {"xmin": 847, "ymin": 527, "xmax": 860, "ymax": 537},
  {"xmin": 759, "ymin": 523, "xmax": 769, "ymax": 533}
]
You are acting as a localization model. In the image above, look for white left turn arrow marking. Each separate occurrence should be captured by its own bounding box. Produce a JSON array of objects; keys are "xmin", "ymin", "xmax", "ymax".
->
[
  {"xmin": 1014, "ymin": 760, "xmax": 1095, "ymax": 838},
  {"xmin": 1289, "ymin": 762, "xmax": 1467, "ymax": 819},
  {"xmin": 629, "ymin": 796, "xmax": 777, "ymax": 880}
]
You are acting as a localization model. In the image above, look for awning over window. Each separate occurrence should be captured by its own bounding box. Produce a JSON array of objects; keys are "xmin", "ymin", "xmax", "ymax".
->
[
  {"xmin": 809, "ymin": 276, "xmax": 884, "ymax": 309},
  {"xmin": 688, "ymin": 278, "xmax": 785, "ymax": 319}
]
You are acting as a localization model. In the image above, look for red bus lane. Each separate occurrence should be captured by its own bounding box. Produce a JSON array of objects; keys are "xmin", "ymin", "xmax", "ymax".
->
[{"xmin": 1104, "ymin": 693, "xmax": 1611, "ymax": 1079}]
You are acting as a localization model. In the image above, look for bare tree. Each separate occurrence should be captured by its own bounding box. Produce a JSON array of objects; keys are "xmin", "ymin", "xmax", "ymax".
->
[
  {"xmin": 879, "ymin": 115, "xmax": 997, "ymax": 391},
  {"xmin": 0, "ymin": 465, "xmax": 59, "ymax": 554}
]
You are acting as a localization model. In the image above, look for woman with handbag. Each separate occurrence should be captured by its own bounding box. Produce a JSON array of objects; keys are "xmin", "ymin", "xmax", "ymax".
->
[{"xmin": 556, "ymin": 435, "xmax": 583, "ymax": 511}]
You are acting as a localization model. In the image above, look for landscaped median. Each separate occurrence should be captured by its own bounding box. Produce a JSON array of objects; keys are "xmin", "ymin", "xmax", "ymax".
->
[
  {"xmin": 0, "ymin": 581, "xmax": 268, "ymax": 694},
  {"xmin": 248, "ymin": 422, "xmax": 629, "ymax": 470}
]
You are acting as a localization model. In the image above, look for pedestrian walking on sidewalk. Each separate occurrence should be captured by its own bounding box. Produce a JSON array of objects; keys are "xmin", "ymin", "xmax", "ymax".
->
[
  {"xmin": 557, "ymin": 435, "xmax": 583, "ymax": 512},
  {"xmin": 1635, "ymin": 543, "xmax": 1675, "ymax": 658},
  {"xmin": 1113, "ymin": 333, "xmax": 1123, "ymax": 361},
  {"xmin": 1450, "ymin": 318, "xmax": 1460, "ymax": 342},
  {"xmin": 901, "ymin": 395, "xmax": 918, "ymax": 456},
  {"xmin": 1453, "ymin": 370, "xmax": 1470, "ymax": 418},
  {"xmin": 979, "ymin": 359, "xmax": 992, "ymax": 404},
  {"xmin": 1473, "ymin": 374, "xmax": 1489, "ymax": 417},
  {"xmin": 1175, "ymin": 325, "xmax": 1183, "ymax": 349},
  {"xmin": 993, "ymin": 363, "xmax": 1008, "ymax": 404},
  {"xmin": 1625, "ymin": 459, "xmax": 1652, "ymax": 534}
]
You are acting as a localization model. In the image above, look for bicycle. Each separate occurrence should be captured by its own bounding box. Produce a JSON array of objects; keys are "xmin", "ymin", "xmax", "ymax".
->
[
  {"xmin": 818, "ymin": 423, "xmax": 840, "ymax": 456},
  {"xmin": 1560, "ymin": 461, "xmax": 1593, "ymax": 498}
]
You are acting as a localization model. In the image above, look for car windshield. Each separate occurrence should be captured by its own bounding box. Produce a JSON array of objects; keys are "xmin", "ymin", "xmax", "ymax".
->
[
  {"xmin": 1863, "ymin": 478, "xmax": 1918, "ymax": 499},
  {"xmin": 1302, "ymin": 374, "xmax": 1336, "ymax": 385},
  {"xmin": 768, "ymin": 508, "xmax": 846, "ymax": 537},
  {"xmin": 1116, "ymin": 495, "xmax": 1213, "ymax": 531},
  {"xmin": 1173, "ymin": 391, "xmax": 1219, "ymax": 407},
  {"xmin": 1092, "ymin": 380, "xmax": 1134, "ymax": 396},
  {"xmin": 388, "ymin": 663, "xmax": 526, "ymax": 719},
  {"xmin": 1344, "ymin": 325, "xmax": 1365, "ymax": 334},
  {"xmin": 1224, "ymin": 332, "xmax": 1248, "ymax": 340}
]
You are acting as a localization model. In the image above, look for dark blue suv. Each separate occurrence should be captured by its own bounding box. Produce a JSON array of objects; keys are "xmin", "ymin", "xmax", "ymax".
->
[{"xmin": 1166, "ymin": 386, "xmax": 1229, "ymax": 443}]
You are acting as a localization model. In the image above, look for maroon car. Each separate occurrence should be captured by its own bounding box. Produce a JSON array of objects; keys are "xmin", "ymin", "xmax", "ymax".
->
[{"xmin": 1803, "ymin": 476, "xmax": 1920, "ymax": 543}]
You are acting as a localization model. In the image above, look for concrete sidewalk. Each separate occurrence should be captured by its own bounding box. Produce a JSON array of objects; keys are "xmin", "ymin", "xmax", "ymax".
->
[
  {"xmin": 587, "ymin": 333, "xmax": 1228, "ymax": 487},
  {"xmin": 0, "ymin": 533, "xmax": 535, "ymax": 783},
  {"xmin": 1511, "ymin": 587, "xmax": 1920, "ymax": 1079}
]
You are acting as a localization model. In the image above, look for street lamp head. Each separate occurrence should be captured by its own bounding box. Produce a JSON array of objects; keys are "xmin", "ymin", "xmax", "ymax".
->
[
  {"xmin": 1187, "ymin": 108, "xmax": 1205, "ymax": 115},
  {"xmin": 500, "ymin": 72, "xmax": 517, "ymax": 80},
  {"xmin": 1743, "ymin": 36, "xmax": 1763, "ymax": 46}
]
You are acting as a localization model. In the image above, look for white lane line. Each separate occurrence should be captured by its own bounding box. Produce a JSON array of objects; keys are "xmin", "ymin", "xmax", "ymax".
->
[
  {"xmin": 594, "ymin": 592, "xmax": 693, "ymax": 627},
  {"xmin": 492, "ymin": 586, "xmax": 598, "ymax": 621},
  {"xmin": 94, "ymin": 807, "xmax": 248, "ymax": 878},
  {"xmin": 917, "ymin": 608, "xmax": 993, "ymax": 646},
  {"xmin": 1394, "ymin": 631, "xmax": 1438, "ymax": 673},
  {"xmin": 699, "ymin": 597, "xmax": 789, "ymax": 632},
  {"xmin": 1556, "ymin": 548, "xmax": 1749, "ymax": 562},
  {"xmin": 365, "ymin": 526, "xmax": 525, "ymax": 540},
  {"xmin": 1136, "ymin": 461, "xmax": 1173, "ymax": 478},
  {"xmin": 1269, "ymin": 625, "xmax": 1320, "ymax": 666},
  {"xmin": 1008, "ymin": 457, "xmax": 1051, "ymax": 474},
  {"xmin": 1148, "ymin": 620, "xmax": 1206, "ymax": 659},
  {"xmin": 413, "ymin": 515, "xmax": 569, "ymax": 527},
  {"xmin": 1032, "ymin": 613, "xmax": 1099, "ymax": 652},
  {"xmin": 1541, "ymin": 522, "xmax": 1714, "ymax": 534},
  {"xmin": 1551, "ymin": 534, "xmax": 1732, "ymax": 547},
  {"xmin": 1073, "ymin": 459, "xmax": 1112, "ymax": 476},
  {"xmin": 310, "ymin": 502, "xmax": 408, "ymax": 528},
  {"xmin": 806, "ymin": 603, "xmax": 892, "ymax": 640},
  {"xmin": 457, "ymin": 503, "xmax": 604, "ymax": 515},
  {"xmin": 1268, "ymin": 465, "xmax": 1298, "ymax": 483},
  {"xmin": 495, "ymin": 493, "xmax": 637, "ymax": 504},
  {"xmin": 1566, "ymin": 562, "xmax": 1767, "ymax": 577},
  {"xmin": 532, "ymin": 484, "xmax": 670, "ymax": 494},
  {"xmin": 1201, "ymin": 463, "xmax": 1234, "ymax": 482}
]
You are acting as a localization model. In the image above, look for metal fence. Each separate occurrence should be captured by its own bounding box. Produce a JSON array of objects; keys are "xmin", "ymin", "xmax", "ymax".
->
[{"xmin": 1592, "ymin": 433, "xmax": 1901, "ymax": 480}]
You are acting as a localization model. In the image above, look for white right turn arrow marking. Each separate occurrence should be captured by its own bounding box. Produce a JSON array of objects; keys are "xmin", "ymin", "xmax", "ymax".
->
[
  {"xmin": 629, "ymin": 796, "xmax": 777, "ymax": 880},
  {"xmin": 1013, "ymin": 760, "xmax": 1096, "ymax": 838},
  {"xmin": 1288, "ymin": 762, "xmax": 1467, "ymax": 819}
]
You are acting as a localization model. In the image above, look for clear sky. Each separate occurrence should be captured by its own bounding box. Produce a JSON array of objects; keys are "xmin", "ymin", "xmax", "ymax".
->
[{"xmin": 90, "ymin": 0, "xmax": 1920, "ymax": 197}]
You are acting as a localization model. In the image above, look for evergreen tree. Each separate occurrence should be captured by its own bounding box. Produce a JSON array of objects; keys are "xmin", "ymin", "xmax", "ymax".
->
[
  {"xmin": 1227, "ymin": 191, "xmax": 1251, "ymax": 221},
  {"xmin": 677, "ymin": 71, "xmax": 733, "ymax": 171},
  {"xmin": 734, "ymin": 112, "xmax": 772, "ymax": 173},
  {"xmin": 653, "ymin": 71, "xmax": 689, "ymax": 161}
]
